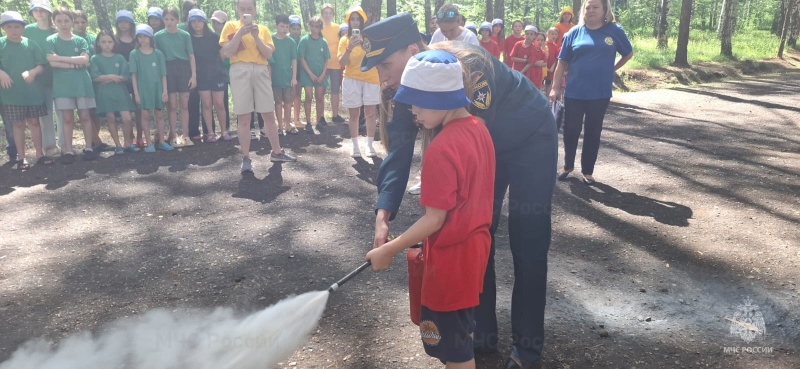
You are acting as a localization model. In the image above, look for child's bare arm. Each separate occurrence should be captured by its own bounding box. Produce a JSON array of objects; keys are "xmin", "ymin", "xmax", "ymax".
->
[{"xmin": 366, "ymin": 206, "xmax": 448, "ymax": 271}]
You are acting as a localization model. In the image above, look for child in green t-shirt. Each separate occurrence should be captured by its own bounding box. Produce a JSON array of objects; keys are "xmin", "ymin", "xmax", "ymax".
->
[
  {"xmin": 24, "ymin": 0, "xmax": 60, "ymax": 157},
  {"xmin": 45, "ymin": 8, "xmax": 97, "ymax": 163},
  {"xmin": 271, "ymin": 14, "xmax": 298, "ymax": 135},
  {"xmin": 90, "ymin": 30, "xmax": 137, "ymax": 154},
  {"xmin": 289, "ymin": 15, "xmax": 304, "ymax": 129},
  {"xmin": 154, "ymin": 8, "xmax": 197, "ymax": 148},
  {"xmin": 130, "ymin": 24, "xmax": 172, "ymax": 153},
  {"xmin": 298, "ymin": 16, "xmax": 330, "ymax": 132},
  {"xmin": 0, "ymin": 11, "xmax": 50, "ymax": 169}
]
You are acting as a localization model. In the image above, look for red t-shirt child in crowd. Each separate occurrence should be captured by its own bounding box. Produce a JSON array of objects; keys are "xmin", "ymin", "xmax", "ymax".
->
[
  {"xmin": 543, "ymin": 27, "xmax": 561, "ymax": 95},
  {"xmin": 503, "ymin": 20, "xmax": 524, "ymax": 66},
  {"xmin": 366, "ymin": 49, "xmax": 495, "ymax": 369},
  {"xmin": 479, "ymin": 21, "xmax": 501, "ymax": 59}
]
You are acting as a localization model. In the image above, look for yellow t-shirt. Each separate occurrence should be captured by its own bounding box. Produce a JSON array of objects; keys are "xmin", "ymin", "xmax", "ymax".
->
[
  {"xmin": 338, "ymin": 36, "xmax": 379, "ymax": 85},
  {"xmin": 219, "ymin": 21, "xmax": 274, "ymax": 65},
  {"xmin": 322, "ymin": 23, "xmax": 341, "ymax": 70}
]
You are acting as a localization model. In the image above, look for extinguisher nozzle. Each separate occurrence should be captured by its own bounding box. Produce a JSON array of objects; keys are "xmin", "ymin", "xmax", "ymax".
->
[{"xmin": 327, "ymin": 261, "xmax": 371, "ymax": 293}]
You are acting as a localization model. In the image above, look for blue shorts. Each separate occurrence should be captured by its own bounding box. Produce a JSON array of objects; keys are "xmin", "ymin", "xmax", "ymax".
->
[{"xmin": 419, "ymin": 305, "xmax": 476, "ymax": 364}]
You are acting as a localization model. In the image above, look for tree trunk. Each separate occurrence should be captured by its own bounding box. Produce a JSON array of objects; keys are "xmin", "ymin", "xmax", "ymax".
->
[
  {"xmin": 674, "ymin": 0, "xmax": 694, "ymax": 66},
  {"xmin": 718, "ymin": 0, "xmax": 737, "ymax": 58},
  {"xmin": 495, "ymin": 0, "xmax": 505, "ymax": 39},
  {"xmin": 653, "ymin": 0, "xmax": 661, "ymax": 37},
  {"xmin": 657, "ymin": 0, "xmax": 670, "ymax": 48},
  {"xmin": 435, "ymin": 0, "xmax": 445, "ymax": 13},
  {"xmin": 361, "ymin": 0, "xmax": 382, "ymax": 26},
  {"xmin": 387, "ymin": 0, "xmax": 397, "ymax": 17},
  {"xmin": 778, "ymin": 0, "xmax": 795, "ymax": 57},
  {"xmin": 573, "ymin": 0, "xmax": 582, "ymax": 23},
  {"xmin": 535, "ymin": 0, "xmax": 542, "ymax": 27},
  {"xmin": 298, "ymin": 0, "xmax": 316, "ymax": 29},
  {"xmin": 91, "ymin": 0, "xmax": 111, "ymax": 32},
  {"xmin": 790, "ymin": 0, "xmax": 799, "ymax": 47},
  {"xmin": 772, "ymin": 0, "xmax": 785, "ymax": 35},
  {"xmin": 486, "ymin": 0, "xmax": 494, "ymax": 22},
  {"xmin": 271, "ymin": 0, "xmax": 281, "ymax": 18},
  {"xmin": 425, "ymin": 0, "xmax": 432, "ymax": 33}
]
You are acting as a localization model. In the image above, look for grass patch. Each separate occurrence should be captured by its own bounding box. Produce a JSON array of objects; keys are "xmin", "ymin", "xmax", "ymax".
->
[{"xmin": 624, "ymin": 30, "xmax": 781, "ymax": 70}]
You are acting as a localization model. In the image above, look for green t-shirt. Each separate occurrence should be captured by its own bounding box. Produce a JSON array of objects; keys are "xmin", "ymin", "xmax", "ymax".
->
[
  {"xmin": 129, "ymin": 49, "xmax": 167, "ymax": 110},
  {"xmin": 45, "ymin": 34, "xmax": 95, "ymax": 99},
  {"xmin": 154, "ymin": 29, "xmax": 193, "ymax": 61},
  {"xmin": 178, "ymin": 22, "xmax": 188, "ymax": 31},
  {"xmin": 297, "ymin": 34, "xmax": 330, "ymax": 87},
  {"xmin": 270, "ymin": 35, "xmax": 297, "ymax": 88},
  {"xmin": 90, "ymin": 53, "xmax": 135, "ymax": 114},
  {"xmin": 76, "ymin": 32, "xmax": 97, "ymax": 56},
  {"xmin": 23, "ymin": 24, "xmax": 54, "ymax": 88},
  {"xmin": 0, "ymin": 37, "xmax": 46, "ymax": 106}
]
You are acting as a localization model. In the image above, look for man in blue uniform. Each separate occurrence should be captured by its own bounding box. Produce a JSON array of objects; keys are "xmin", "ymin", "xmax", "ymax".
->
[{"xmin": 361, "ymin": 13, "xmax": 558, "ymax": 369}]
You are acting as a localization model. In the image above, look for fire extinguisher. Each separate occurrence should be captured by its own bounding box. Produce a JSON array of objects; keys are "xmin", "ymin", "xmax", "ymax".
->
[{"xmin": 407, "ymin": 242, "xmax": 424, "ymax": 326}]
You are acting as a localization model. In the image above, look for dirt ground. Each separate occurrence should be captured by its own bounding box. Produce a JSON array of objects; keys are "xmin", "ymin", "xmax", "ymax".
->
[{"xmin": 1, "ymin": 66, "xmax": 799, "ymax": 369}]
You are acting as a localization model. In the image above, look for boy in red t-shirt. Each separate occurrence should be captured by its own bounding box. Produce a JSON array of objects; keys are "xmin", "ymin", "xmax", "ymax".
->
[
  {"xmin": 503, "ymin": 20, "xmax": 524, "ymax": 66},
  {"xmin": 543, "ymin": 27, "xmax": 561, "ymax": 96},
  {"xmin": 478, "ymin": 22, "xmax": 500, "ymax": 59},
  {"xmin": 510, "ymin": 26, "xmax": 546, "ymax": 87},
  {"xmin": 529, "ymin": 33, "xmax": 547, "ymax": 89},
  {"xmin": 366, "ymin": 49, "xmax": 495, "ymax": 369}
]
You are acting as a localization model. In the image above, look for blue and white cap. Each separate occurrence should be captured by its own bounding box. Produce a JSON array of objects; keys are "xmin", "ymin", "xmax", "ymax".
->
[
  {"xmin": 135, "ymin": 24, "xmax": 154, "ymax": 39},
  {"xmin": 479, "ymin": 21, "xmax": 491, "ymax": 33},
  {"xmin": 1, "ymin": 11, "xmax": 27, "ymax": 27},
  {"xmin": 340, "ymin": 23, "xmax": 349, "ymax": 32},
  {"xmin": 465, "ymin": 21, "xmax": 476, "ymax": 32},
  {"xmin": 393, "ymin": 50, "xmax": 470, "ymax": 111},
  {"xmin": 289, "ymin": 15, "xmax": 301, "ymax": 26},
  {"xmin": 491, "ymin": 18, "xmax": 504, "ymax": 27},
  {"xmin": 147, "ymin": 7, "xmax": 163, "ymax": 20},
  {"xmin": 188, "ymin": 9, "xmax": 206, "ymax": 24},
  {"xmin": 116, "ymin": 10, "xmax": 135, "ymax": 26}
]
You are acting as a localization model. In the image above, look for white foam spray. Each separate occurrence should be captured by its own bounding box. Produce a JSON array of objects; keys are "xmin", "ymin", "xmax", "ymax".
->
[{"xmin": 0, "ymin": 290, "xmax": 330, "ymax": 369}]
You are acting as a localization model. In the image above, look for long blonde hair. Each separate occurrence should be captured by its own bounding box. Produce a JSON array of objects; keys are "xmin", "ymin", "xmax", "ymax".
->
[{"xmin": 379, "ymin": 41, "xmax": 491, "ymax": 151}]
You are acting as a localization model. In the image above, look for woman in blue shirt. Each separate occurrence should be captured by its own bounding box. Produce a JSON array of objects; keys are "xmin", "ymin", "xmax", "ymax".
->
[{"xmin": 549, "ymin": 0, "xmax": 633, "ymax": 185}]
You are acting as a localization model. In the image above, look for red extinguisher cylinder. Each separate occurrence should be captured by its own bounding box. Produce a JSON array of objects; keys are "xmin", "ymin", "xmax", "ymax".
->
[{"xmin": 407, "ymin": 243, "xmax": 424, "ymax": 326}]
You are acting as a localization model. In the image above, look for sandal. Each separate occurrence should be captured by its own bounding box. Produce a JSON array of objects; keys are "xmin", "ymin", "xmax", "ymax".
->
[
  {"xmin": 35, "ymin": 156, "xmax": 54, "ymax": 165},
  {"xmin": 287, "ymin": 127, "xmax": 299, "ymax": 134},
  {"xmin": 16, "ymin": 159, "xmax": 30, "ymax": 170},
  {"xmin": 61, "ymin": 152, "xmax": 76, "ymax": 164},
  {"xmin": 206, "ymin": 134, "xmax": 217, "ymax": 143}
]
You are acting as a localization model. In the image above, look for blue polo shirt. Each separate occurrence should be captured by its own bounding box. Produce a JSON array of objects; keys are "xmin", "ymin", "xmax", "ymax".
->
[{"xmin": 559, "ymin": 22, "xmax": 633, "ymax": 100}]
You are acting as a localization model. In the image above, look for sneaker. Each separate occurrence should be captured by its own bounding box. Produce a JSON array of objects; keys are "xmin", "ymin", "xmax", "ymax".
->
[
  {"xmin": 365, "ymin": 146, "xmax": 378, "ymax": 158},
  {"xmin": 181, "ymin": 136, "xmax": 194, "ymax": 146},
  {"xmin": 241, "ymin": 157, "xmax": 253, "ymax": 173},
  {"xmin": 83, "ymin": 148, "xmax": 98, "ymax": 161},
  {"xmin": 60, "ymin": 151, "xmax": 76, "ymax": 164},
  {"xmin": 94, "ymin": 142, "xmax": 113, "ymax": 152},
  {"xmin": 126, "ymin": 144, "xmax": 138, "ymax": 153},
  {"xmin": 114, "ymin": 146, "xmax": 125, "ymax": 155},
  {"xmin": 505, "ymin": 353, "xmax": 542, "ymax": 369},
  {"xmin": 332, "ymin": 115, "xmax": 346, "ymax": 124},
  {"xmin": 269, "ymin": 149, "xmax": 297, "ymax": 162},
  {"xmin": 351, "ymin": 147, "xmax": 361, "ymax": 158},
  {"xmin": 206, "ymin": 134, "xmax": 217, "ymax": 143},
  {"xmin": 317, "ymin": 117, "xmax": 328, "ymax": 127},
  {"xmin": 407, "ymin": 182, "xmax": 421, "ymax": 195},
  {"xmin": 170, "ymin": 138, "xmax": 181, "ymax": 147},
  {"xmin": 305, "ymin": 122, "xmax": 314, "ymax": 133},
  {"xmin": 145, "ymin": 144, "xmax": 156, "ymax": 153},
  {"xmin": 46, "ymin": 146, "xmax": 61, "ymax": 157},
  {"xmin": 158, "ymin": 142, "xmax": 175, "ymax": 151}
]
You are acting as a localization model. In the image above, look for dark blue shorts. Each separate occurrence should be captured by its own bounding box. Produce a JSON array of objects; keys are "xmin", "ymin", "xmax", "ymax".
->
[{"xmin": 419, "ymin": 305, "xmax": 476, "ymax": 364}]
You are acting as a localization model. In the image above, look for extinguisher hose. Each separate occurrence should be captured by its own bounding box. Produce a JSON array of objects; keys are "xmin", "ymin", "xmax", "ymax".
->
[{"xmin": 327, "ymin": 261, "xmax": 371, "ymax": 292}]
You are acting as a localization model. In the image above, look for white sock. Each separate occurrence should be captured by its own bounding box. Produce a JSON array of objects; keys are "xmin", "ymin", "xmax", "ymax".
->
[
  {"xmin": 351, "ymin": 137, "xmax": 360, "ymax": 148},
  {"xmin": 367, "ymin": 137, "xmax": 374, "ymax": 148}
]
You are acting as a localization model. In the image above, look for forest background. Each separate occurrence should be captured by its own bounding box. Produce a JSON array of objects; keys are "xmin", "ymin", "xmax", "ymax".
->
[{"xmin": 2, "ymin": 0, "xmax": 798, "ymax": 70}]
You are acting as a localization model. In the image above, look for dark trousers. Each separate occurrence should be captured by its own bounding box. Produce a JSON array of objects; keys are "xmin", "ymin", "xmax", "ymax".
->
[
  {"xmin": 562, "ymin": 97, "xmax": 610, "ymax": 175},
  {"xmin": 188, "ymin": 88, "xmax": 228, "ymax": 137},
  {"xmin": 474, "ymin": 122, "xmax": 558, "ymax": 362},
  {"xmin": 2, "ymin": 110, "xmax": 15, "ymax": 159}
]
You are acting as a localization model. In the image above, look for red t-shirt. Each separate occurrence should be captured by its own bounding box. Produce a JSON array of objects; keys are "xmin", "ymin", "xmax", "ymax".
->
[
  {"xmin": 480, "ymin": 38, "xmax": 501, "ymax": 59},
  {"xmin": 510, "ymin": 40, "xmax": 533, "ymax": 73},
  {"xmin": 544, "ymin": 41, "xmax": 560, "ymax": 81},
  {"xmin": 490, "ymin": 34, "xmax": 503, "ymax": 56},
  {"xmin": 528, "ymin": 47, "xmax": 547, "ymax": 88},
  {"xmin": 504, "ymin": 34, "xmax": 523, "ymax": 66},
  {"xmin": 419, "ymin": 115, "xmax": 495, "ymax": 312}
]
